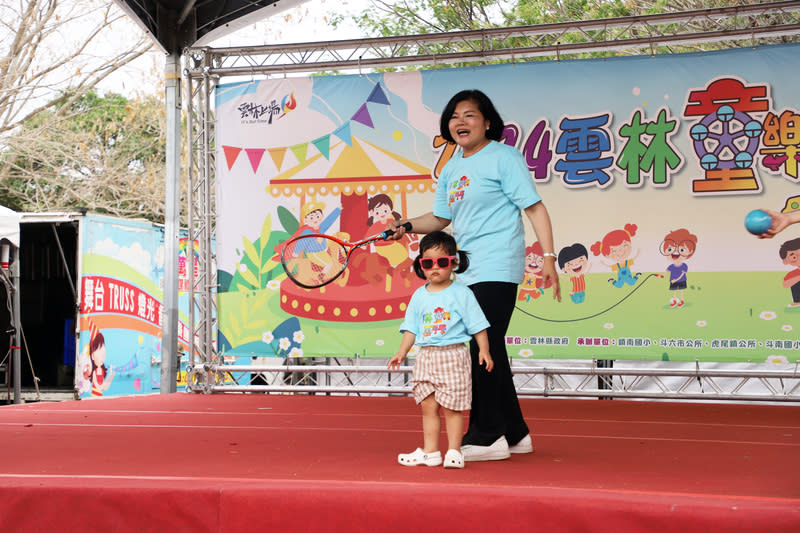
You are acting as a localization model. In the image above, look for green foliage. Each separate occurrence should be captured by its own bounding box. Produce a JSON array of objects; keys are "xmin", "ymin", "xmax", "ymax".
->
[
  {"xmin": 228, "ymin": 214, "xmax": 293, "ymax": 292},
  {"xmin": 0, "ymin": 90, "xmax": 168, "ymax": 221},
  {"xmin": 331, "ymin": 0, "xmax": 793, "ymax": 68}
]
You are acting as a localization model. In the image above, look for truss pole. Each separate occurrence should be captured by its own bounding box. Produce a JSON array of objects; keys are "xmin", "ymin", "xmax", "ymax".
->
[{"xmin": 161, "ymin": 52, "xmax": 182, "ymax": 394}]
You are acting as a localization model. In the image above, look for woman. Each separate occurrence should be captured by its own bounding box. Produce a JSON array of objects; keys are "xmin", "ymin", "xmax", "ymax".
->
[{"xmin": 387, "ymin": 89, "xmax": 561, "ymax": 461}]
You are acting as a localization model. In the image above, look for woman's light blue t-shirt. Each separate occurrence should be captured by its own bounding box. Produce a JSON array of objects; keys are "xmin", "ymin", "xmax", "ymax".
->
[
  {"xmin": 433, "ymin": 141, "xmax": 542, "ymax": 285},
  {"xmin": 399, "ymin": 281, "xmax": 490, "ymax": 346}
]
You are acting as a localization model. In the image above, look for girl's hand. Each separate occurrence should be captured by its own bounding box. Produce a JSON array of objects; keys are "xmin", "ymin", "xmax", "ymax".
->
[
  {"xmin": 387, "ymin": 352, "xmax": 406, "ymax": 370},
  {"xmin": 479, "ymin": 350, "xmax": 493, "ymax": 372}
]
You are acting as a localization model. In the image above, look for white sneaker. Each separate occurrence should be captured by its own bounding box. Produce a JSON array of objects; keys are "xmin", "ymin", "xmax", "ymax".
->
[
  {"xmin": 398, "ymin": 448, "xmax": 442, "ymax": 467},
  {"xmin": 461, "ymin": 436, "xmax": 510, "ymax": 462},
  {"xmin": 508, "ymin": 434, "xmax": 534, "ymax": 454},
  {"xmin": 443, "ymin": 449, "xmax": 464, "ymax": 469}
]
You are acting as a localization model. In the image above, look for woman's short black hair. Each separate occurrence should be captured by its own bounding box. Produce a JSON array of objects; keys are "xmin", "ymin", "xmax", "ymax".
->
[
  {"xmin": 412, "ymin": 231, "xmax": 470, "ymax": 280},
  {"xmin": 439, "ymin": 89, "xmax": 505, "ymax": 143}
]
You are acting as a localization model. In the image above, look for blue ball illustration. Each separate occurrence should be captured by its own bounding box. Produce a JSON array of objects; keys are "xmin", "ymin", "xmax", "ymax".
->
[{"xmin": 745, "ymin": 209, "xmax": 771, "ymax": 235}]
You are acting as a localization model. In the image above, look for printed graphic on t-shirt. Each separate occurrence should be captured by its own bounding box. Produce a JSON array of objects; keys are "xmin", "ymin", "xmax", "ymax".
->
[
  {"xmin": 422, "ymin": 306, "xmax": 451, "ymax": 338},
  {"xmin": 448, "ymin": 175, "xmax": 469, "ymax": 206}
]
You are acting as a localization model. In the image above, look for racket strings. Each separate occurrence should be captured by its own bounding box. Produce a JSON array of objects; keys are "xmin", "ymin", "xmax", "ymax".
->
[{"xmin": 281, "ymin": 235, "xmax": 348, "ymax": 288}]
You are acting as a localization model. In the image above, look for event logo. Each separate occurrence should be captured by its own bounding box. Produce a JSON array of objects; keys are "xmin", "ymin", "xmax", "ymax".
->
[
  {"xmin": 236, "ymin": 92, "xmax": 296, "ymax": 125},
  {"xmin": 683, "ymin": 77, "xmax": 769, "ymax": 195}
]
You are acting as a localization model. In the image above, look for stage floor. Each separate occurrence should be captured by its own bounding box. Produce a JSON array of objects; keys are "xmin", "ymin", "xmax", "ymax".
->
[{"xmin": 0, "ymin": 393, "xmax": 798, "ymax": 532}]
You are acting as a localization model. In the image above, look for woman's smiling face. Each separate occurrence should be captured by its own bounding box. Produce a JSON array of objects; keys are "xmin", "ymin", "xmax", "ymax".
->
[{"xmin": 448, "ymin": 99, "xmax": 490, "ymax": 157}]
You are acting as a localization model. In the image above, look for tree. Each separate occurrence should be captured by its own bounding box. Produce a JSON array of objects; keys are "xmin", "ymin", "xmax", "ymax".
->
[
  {"xmin": 0, "ymin": 0, "xmax": 157, "ymax": 213},
  {"xmin": 333, "ymin": 0, "xmax": 797, "ymax": 59},
  {"xmin": 0, "ymin": 91, "xmax": 171, "ymax": 222}
]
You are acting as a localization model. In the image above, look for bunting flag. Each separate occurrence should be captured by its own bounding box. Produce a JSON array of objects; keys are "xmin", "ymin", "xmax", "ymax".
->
[
  {"xmin": 311, "ymin": 135, "xmax": 331, "ymax": 160},
  {"xmin": 367, "ymin": 83, "xmax": 390, "ymax": 105},
  {"xmin": 222, "ymin": 83, "xmax": 389, "ymax": 172},
  {"xmin": 333, "ymin": 123, "xmax": 353, "ymax": 147},
  {"xmin": 289, "ymin": 142, "xmax": 309, "ymax": 166},
  {"xmin": 245, "ymin": 148, "xmax": 266, "ymax": 172},
  {"xmin": 350, "ymin": 103, "xmax": 374, "ymax": 128},
  {"xmin": 223, "ymin": 145, "xmax": 243, "ymax": 171},
  {"xmin": 268, "ymin": 147, "xmax": 288, "ymax": 170}
]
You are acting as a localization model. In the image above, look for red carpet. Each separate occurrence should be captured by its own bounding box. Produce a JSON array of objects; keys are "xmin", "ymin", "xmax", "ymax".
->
[{"xmin": 0, "ymin": 394, "xmax": 797, "ymax": 532}]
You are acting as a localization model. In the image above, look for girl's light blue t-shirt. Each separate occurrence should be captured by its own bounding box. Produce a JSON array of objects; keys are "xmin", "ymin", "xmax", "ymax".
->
[
  {"xmin": 399, "ymin": 282, "xmax": 490, "ymax": 346},
  {"xmin": 433, "ymin": 141, "xmax": 542, "ymax": 285}
]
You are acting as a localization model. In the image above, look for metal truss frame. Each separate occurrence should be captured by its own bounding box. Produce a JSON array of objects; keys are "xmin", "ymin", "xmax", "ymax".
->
[
  {"xmin": 187, "ymin": 1, "xmax": 800, "ymax": 76},
  {"xmin": 183, "ymin": 2, "xmax": 800, "ymax": 401},
  {"xmin": 189, "ymin": 360, "xmax": 800, "ymax": 402}
]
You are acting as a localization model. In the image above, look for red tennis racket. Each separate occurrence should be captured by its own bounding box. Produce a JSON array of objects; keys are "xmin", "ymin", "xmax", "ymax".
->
[{"xmin": 280, "ymin": 222, "xmax": 412, "ymax": 289}]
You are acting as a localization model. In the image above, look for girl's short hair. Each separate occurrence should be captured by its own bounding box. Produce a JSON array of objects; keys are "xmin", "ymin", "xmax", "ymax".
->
[
  {"xmin": 412, "ymin": 231, "xmax": 470, "ymax": 279},
  {"xmin": 439, "ymin": 89, "xmax": 505, "ymax": 143}
]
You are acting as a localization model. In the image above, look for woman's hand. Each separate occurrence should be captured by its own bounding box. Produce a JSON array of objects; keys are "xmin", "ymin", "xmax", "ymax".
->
[{"xmin": 384, "ymin": 219, "xmax": 407, "ymax": 241}]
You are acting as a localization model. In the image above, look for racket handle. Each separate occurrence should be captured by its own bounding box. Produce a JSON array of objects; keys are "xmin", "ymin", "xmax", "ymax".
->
[{"xmin": 381, "ymin": 221, "xmax": 412, "ymax": 239}]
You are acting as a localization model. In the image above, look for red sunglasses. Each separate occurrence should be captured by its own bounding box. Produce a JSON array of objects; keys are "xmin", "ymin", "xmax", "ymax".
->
[{"xmin": 420, "ymin": 255, "xmax": 457, "ymax": 270}]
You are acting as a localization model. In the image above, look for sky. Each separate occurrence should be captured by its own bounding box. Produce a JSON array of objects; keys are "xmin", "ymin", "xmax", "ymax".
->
[{"xmin": 98, "ymin": 0, "xmax": 373, "ymax": 96}]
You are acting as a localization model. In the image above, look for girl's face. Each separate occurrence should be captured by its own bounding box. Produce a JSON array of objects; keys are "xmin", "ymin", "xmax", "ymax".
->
[
  {"xmin": 525, "ymin": 251, "xmax": 544, "ymax": 273},
  {"xmin": 420, "ymin": 245, "xmax": 457, "ymax": 284},
  {"xmin": 92, "ymin": 344, "xmax": 106, "ymax": 366},
  {"xmin": 370, "ymin": 203, "xmax": 393, "ymax": 224},
  {"xmin": 448, "ymin": 99, "xmax": 490, "ymax": 157},
  {"xmin": 608, "ymin": 240, "xmax": 631, "ymax": 262}
]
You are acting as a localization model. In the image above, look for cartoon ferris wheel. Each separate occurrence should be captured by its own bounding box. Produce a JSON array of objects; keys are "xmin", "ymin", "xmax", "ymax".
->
[{"xmin": 689, "ymin": 104, "xmax": 763, "ymax": 171}]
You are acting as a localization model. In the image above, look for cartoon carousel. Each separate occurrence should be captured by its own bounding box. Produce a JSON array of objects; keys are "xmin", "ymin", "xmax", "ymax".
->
[{"xmin": 270, "ymin": 136, "xmax": 433, "ymax": 322}]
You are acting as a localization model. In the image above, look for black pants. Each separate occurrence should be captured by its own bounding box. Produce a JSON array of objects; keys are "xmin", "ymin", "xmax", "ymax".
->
[{"xmin": 462, "ymin": 281, "xmax": 529, "ymax": 447}]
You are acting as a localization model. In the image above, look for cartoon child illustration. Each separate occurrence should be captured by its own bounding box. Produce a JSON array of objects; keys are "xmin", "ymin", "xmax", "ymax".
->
[
  {"xmin": 366, "ymin": 194, "xmax": 410, "ymax": 268},
  {"xmin": 291, "ymin": 200, "xmax": 342, "ymax": 254},
  {"xmin": 278, "ymin": 200, "xmax": 345, "ymax": 284},
  {"xmin": 88, "ymin": 328, "xmax": 114, "ymax": 397},
  {"xmin": 558, "ymin": 243, "xmax": 590, "ymax": 304},
  {"xmin": 660, "ymin": 228, "xmax": 698, "ymax": 308},
  {"xmin": 591, "ymin": 224, "xmax": 640, "ymax": 288},
  {"xmin": 779, "ymin": 237, "xmax": 800, "ymax": 307},
  {"xmin": 518, "ymin": 242, "xmax": 552, "ymax": 301}
]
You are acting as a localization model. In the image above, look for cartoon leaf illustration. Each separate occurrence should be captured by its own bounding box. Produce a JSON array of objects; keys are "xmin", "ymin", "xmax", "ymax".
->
[
  {"xmin": 242, "ymin": 236, "xmax": 260, "ymax": 266},
  {"xmin": 239, "ymin": 267, "xmax": 258, "ymax": 288},
  {"xmin": 228, "ymin": 312, "xmax": 242, "ymax": 340},
  {"xmin": 278, "ymin": 205, "xmax": 299, "ymax": 235},
  {"xmin": 260, "ymin": 215, "xmax": 272, "ymax": 253}
]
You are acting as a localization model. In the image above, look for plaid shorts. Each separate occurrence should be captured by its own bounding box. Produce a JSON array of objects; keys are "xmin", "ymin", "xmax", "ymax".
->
[{"xmin": 411, "ymin": 343, "xmax": 472, "ymax": 411}]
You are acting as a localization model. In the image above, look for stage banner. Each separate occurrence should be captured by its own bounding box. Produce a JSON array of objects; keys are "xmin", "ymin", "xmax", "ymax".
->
[
  {"xmin": 215, "ymin": 43, "xmax": 800, "ymax": 364},
  {"xmin": 76, "ymin": 215, "xmax": 195, "ymax": 397}
]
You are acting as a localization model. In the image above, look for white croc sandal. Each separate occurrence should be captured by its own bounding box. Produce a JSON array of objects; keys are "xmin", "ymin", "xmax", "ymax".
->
[
  {"xmin": 443, "ymin": 449, "xmax": 464, "ymax": 469},
  {"xmin": 398, "ymin": 448, "xmax": 442, "ymax": 467}
]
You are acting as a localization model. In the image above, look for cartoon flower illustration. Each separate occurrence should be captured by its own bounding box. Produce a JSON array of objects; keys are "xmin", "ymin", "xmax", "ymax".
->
[
  {"xmin": 278, "ymin": 337, "xmax": 291, "ymax": 351},
  {"xmin": 696, "ymin": 320, "xmax": 707, "ymax": 328},
  {"xmin": 262, "ymin": 331, "xmax": 274, "ymax": 344},
  {"xmin": 759, "ymin": 311, "xmax": 777, "ymax": 321},
  {"xmin": 288, "ymin": 347, "xmax": 304, "ymax": 358},
  {"xmin": 238, "ymin": 263, "xmax": 248, "ymax": 273},
  {"xmin": 766, "ymin": 355, "xmax": 789, "ymax": 364},
  {"xmin": 781, "ymin": 325, "xmax": 793, "ymax": 332},
  {"xmin": 267, "ymin": 279, "xmax": 281, "ymax": 290},
  {"xmin": 518, "ymin": 349, "xmax": 534, "ymax": 358},
  {"xmin": 604, "ymin": 323, "xmax": 614, "ymax": 329},
  {"xmin": 375, "ymin": 339, "xmax": 385, "ymax": 346},
  {"xmin": 293, "ymin": 330, "xmax": 305, "ymax": 343}
]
